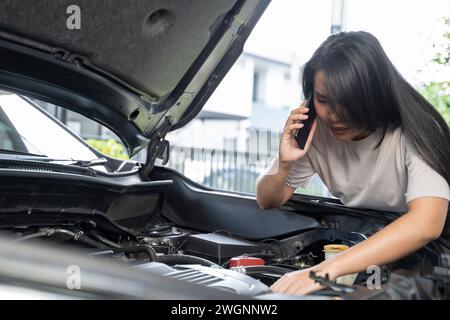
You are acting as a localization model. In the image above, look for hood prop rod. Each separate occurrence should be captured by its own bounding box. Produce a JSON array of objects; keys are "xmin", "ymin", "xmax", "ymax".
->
[{"xmin": 143, "ymin": 116, "xmax": 173, "ymax": 177}]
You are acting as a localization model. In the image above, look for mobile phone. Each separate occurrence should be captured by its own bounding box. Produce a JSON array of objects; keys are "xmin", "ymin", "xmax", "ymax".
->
[{"xmin": 294, "ymin": 93, "xmax": 316, "ymax": 149}]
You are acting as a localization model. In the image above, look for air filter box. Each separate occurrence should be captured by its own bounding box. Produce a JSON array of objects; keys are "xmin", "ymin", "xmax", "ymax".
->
[{"xmin": 184, "ymin": 233, "xmax": 261, "ymax": 265}]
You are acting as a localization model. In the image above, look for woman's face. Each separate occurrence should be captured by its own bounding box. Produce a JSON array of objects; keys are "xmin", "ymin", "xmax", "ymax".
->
[{"xmin": 313, "ymin": 71, "xmax": 372, "ymax": 141}]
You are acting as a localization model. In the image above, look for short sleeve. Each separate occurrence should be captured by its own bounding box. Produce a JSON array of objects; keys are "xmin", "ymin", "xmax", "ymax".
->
[
  {"xmin": 285, "ymin": 155, "xmax": 316, "ymax": 189},
  {"xmin": 405, "ymin": 143, "xmax": 450, "ymax": 204}
]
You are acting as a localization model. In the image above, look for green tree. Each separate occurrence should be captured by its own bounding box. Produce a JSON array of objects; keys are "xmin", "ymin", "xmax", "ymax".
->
[
  {"xmin": 419, "ymin": 17, "xmax": 450, "ymax": 125},
  {"xmin": 85, "ymin": 138, "xmax": 129, "ymax": 160}
]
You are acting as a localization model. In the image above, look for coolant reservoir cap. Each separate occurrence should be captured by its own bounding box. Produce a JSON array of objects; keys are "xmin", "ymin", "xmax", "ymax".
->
[
  {"xmin": 323, "ymin": 244, "xmax": 349, "ymax": 253},
  {"xmin": 229, "ymin": 256, "xmax": 265, "ymax": 268}
]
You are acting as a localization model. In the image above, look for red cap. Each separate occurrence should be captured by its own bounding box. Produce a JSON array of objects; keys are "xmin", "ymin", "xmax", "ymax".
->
[{"xmin": 229, "ymin": 256, "xmax": 265, "ymax": 268}]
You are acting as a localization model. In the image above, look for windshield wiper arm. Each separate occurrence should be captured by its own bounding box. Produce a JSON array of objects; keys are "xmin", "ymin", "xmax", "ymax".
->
[
  {"xmin": 70, "ymin": 158, "xmax": 108, "ymax": 167},
  {"xmin": 38, "ymin": 158, "xmax": 108, "ymax": 167},
  {"xmin": 0, "ymin": 158, "xmax": 96, "ymax": 176},
  {"xmin": 0, "ymin": 153, "xmax": 107, "ymax": 168}
]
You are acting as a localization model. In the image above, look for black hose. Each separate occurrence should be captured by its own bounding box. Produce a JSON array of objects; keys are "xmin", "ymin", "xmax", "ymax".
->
[
  {"xmin": 158, "ymin": 254, "xmax": 221, "ymax": 268},
  {"xmin": 17, "ymin": 228, "xmax": 157, "ymax": 261},
  {"xmin": 54, "ymin": 228, "xmax": 110, "ymax": 250},
  {"xmin": 16, "ymin": 228, "xmax": 54, "ymax": 242},
  {"xmin": 89, "ymin": 230, "xmax": 123, "ymax": 249},
  {"xmin": 89, "ymin": 230, "xmax": 157, "ymax": 262},
  {"xmin": 18, "ymin": 228, "xmax": 222, "ymax": 266},
  {"xmin": 117, "ymin": 244, "xmax": 157, "ymax": 262},
  {"xmin": 16, "ymin": 228, "xmax": 109, "ymax": 250}
]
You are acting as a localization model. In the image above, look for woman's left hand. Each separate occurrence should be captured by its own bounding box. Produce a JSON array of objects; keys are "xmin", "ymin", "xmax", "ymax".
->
[{"xmin": 270, "ymin": 266, "xmax": 334, "ymax": 296}]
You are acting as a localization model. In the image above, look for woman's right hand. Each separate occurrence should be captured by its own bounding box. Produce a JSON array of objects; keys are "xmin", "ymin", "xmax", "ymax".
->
[{"xmin": 279, "ymin": 102, "xmax": 318, "ymax": 165}]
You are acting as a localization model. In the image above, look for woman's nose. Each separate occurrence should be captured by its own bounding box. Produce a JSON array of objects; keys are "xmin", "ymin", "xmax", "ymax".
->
[{"xmin": 324, "ymin": 108, "xmax": 337, "ymax": 123}]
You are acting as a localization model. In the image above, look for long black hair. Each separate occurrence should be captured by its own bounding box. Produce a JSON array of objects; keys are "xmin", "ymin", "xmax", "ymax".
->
[{"xmin": 302, "ymin": 31, "xmax": 450, "ymax": 184}]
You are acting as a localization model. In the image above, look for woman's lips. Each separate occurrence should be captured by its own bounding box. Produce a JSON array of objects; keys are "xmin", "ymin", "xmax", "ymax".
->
[{"xmin": 330, "ymin": 126, "xmax": 349, "ymax": 136}]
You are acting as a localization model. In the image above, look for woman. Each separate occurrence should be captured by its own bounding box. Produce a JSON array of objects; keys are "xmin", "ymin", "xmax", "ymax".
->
[{"xmin": 256, "ymin": 31, "xmax": 450, "ymax": 295}]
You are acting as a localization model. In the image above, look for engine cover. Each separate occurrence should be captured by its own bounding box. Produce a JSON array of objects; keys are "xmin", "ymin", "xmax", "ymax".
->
[{"xmin": 135, "ymin": 262, "xmax": 270, "ymax": 296}]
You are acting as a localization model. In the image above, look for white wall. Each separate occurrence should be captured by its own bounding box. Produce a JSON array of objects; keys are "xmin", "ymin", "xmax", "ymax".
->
[
  {"xmin": 260, "ymin": 62, "xmax": 293, "ymax": 108},
  {"xmin": 203, "ymin": 56, "xmax": 254, "ymax": 118}
]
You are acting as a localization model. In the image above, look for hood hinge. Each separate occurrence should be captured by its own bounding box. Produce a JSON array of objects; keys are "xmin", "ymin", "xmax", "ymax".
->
[{"xmin": 143, "ymin": 116, "xmax": 173, "ymax": 177}]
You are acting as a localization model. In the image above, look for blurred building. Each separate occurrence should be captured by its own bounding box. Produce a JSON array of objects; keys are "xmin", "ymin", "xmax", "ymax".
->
[{"xmin": 167, "ymin": 52, "xmax": 301, "ymax": 157}]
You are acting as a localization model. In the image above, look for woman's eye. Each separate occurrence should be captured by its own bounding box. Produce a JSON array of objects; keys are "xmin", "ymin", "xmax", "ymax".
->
[{"xmin": 317, "ymin": 99, "xmax": 327, "ymax": 104}]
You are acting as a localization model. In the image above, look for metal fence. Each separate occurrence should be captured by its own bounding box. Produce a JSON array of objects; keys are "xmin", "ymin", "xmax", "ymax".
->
[
  {"xmin": 164, "ymin": 145, "xmax": 332, "ymax": 197},
  {"xmin": 165, "ymin": 146, "xmax": 268, "ymax": 194}
]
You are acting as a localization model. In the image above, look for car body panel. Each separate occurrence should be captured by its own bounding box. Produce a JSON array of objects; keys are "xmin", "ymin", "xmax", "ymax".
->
[{"xmin": 0, "ymin": 0, "xmax": 270, "ymax": 157}]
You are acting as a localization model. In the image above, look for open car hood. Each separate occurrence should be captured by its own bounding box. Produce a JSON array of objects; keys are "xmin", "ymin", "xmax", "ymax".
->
[{"xmin": 0, "ymin": 0, "xmax": 270, "ymax": 159}]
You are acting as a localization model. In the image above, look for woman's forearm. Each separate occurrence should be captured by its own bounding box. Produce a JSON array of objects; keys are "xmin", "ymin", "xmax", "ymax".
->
[
  {"xmin": 256, "ymin": 157, "xmax": 293, "ymax": 209},
  {"xmin": 318, "ymin": 198, "xmax": 448, "ymax": 279}
]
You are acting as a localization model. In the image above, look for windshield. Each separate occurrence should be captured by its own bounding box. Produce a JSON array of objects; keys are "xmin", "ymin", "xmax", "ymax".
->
[{"xmin": 0, "ymin": 93, "xmax": 98, "ymax": 161}]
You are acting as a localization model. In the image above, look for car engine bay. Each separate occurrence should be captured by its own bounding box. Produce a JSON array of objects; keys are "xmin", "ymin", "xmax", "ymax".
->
[
  {"xmin": 3, "ymin": 220, "xmax": 375, "ymax": 298},
  {"xmin": 3, "ymin": 208, "xmax": 435, "ymax": 299},
  {"xmin": 0, "ymin": 168, "xmax": 448, "ymax": 299}
]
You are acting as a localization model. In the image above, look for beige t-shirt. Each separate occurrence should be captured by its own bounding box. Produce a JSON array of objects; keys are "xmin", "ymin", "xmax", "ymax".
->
[{"xmin": 283, "ymin": 120, "xmax": 450, "ymax": 213}]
